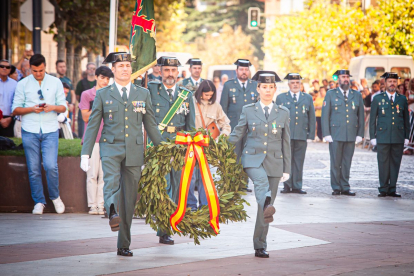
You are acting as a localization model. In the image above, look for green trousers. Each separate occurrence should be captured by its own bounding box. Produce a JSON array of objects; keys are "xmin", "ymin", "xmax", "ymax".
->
[
  {"xmin": 101, "ymin": 147, "xmax": 142, "ymax": 249},
  {"xmin": 245, "ymin": 165, "xmax": 280, "ymax": 250},
  {"xmin": 377, "ymin": 143, "xmax": 404, "ymax": 193},
  {"xmin": 284, "ymin": 139, "xmax": 307, "ymax": 190},
  {"xmin": 157, "ymin": 168, "xmax": 182, "ymax": 237},
  {"xmin": 329, "ymin": 141, "xmax": 355, "ymax": 192}
]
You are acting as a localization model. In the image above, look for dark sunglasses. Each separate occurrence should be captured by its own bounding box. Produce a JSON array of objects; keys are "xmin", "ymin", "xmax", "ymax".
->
[
  {"xmin": 0, "ymin": 65, "xmax": 11, "ymax": 69},
  {"xmin": 38, "ymin": 90, "xmax": 44, "ymax": 100}
]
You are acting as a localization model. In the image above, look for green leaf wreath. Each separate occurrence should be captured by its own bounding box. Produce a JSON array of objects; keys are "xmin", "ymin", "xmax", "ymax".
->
[{"xmin": 135, "ymin": 129, "xmax": 249, "ymax": 244}]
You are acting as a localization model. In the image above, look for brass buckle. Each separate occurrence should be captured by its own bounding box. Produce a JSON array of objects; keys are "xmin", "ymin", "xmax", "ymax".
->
[{"xmin": 166, "ymin": 126, "xmax": 176, "ymax": 133}]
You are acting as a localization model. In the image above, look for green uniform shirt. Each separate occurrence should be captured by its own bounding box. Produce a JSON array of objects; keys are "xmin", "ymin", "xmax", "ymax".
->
[
  {"xmin": 276, "ymin": 91, "xmax": 316, "ymax": 140},
  {"xmin": 369, "ymin": 92, "xmax": 410, "ymax": 144},
  {"xmin": 321, "ymin": 88, "xmax": 365, "ymax": 142}
]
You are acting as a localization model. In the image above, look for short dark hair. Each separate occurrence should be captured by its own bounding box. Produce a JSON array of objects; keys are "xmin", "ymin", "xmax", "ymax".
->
[
  {"xmin": 372, "ymin": 80, "xmax": 380, "ymax": 86},
  {"xmin": 62, "ymin": 82, "xmax": 71, "ymax": 89},
  {"xmin": 56, "ymin": 59, "xmax": 65, "ymax": 66},
  {"xmin": 95, "ymin": 66, "xmax": 114, "ymax": 78},
  {"xmin": 30, "ymin": 54, "xmax": 46, "ymax": 67},
  {"xmin": 194, "ymin": 80, "xmax": 217, "ymax": 104},
  {"xmin": 9, "ymin": 65, "xmax": 16, "ymax": 75},
  {"xmin": 0, "ymin": 59, "xmax": 10, "ymax": 65}
]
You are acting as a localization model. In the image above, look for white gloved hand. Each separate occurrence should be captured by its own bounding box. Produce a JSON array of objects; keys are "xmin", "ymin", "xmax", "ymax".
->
[
  {"xmin": 279, "ymin": 173, "xmax": 290, "ymax": 183},
  {"xmin": 405, "ymin": 139, "xmax": 409, "ymax": 146},
  {"xmin": 80, "ymin": 155, "xmax": 90, "ymax": 172},
  {"xmin": 355, "ymin": 136, "xmax": 363, "ymax": 144},
  {"xmin": 324, "ymin": 135, "xmax": 333, "ymax": 143},
  {"xmin": 371, "ymin": 139, "xmax": 377, "ymax": 146}
]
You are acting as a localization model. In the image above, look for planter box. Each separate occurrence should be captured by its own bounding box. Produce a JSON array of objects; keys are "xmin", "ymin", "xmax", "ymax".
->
[{"xmin": 0, "ymin": 156, "xmax": 88, "ymax": 213}]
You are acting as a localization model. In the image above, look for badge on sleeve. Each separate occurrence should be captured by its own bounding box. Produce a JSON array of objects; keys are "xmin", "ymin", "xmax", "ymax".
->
[{"xmin": 323, "ymin": 101, "xmax": 326, "ymax": 107}]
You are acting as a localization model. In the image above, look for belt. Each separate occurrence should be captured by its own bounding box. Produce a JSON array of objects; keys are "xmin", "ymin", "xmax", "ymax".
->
[{"xmin": 165, "ymin": 126, "xmax": 185, "ymax": 133}]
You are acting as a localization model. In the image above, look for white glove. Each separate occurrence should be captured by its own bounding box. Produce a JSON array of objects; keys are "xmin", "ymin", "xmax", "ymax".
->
[
  {"xmin": 371, "ymin": 139, "xmax": 377, "ymax": 146},
  {"xmin": 279, "ymin": 173, "xmax": 290, "ymax": 183},
  {"xmin": 355, "ymin": 136, "xmax": 363, "ymax": 144},
  {"xmin": 80, "ymin": 155, "xmax": 90, "ymax": 172},
  {"xmin": 405, "ymin": 139, "xmax": 409, "ymax": 146},
  {"xmin": 324, "ymin": 135, "xmax": 333, "ymax": 143}
]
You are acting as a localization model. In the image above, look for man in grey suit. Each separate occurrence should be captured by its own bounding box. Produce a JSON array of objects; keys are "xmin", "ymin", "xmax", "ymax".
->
[
  {"xmin": 229, "ymin": 71, "xmax": 291, "ymax": 258},
  {"xmin": 220, "ymin": 59, "xmax": 259, "ymax": 192},
  {"xmin": 276, "ymin": 73, "xmax": 316, "ymax": 194},
  {"xmin": 81, "ymin": 52, "xmax": 162, "ymax": 256},
  {"xmin": 147, "ymin": 56, "xmax": 196, "ymax": 245},
  {"xmin": 321, "ymin": 69, "xmax": 364, "ymax": 196}
]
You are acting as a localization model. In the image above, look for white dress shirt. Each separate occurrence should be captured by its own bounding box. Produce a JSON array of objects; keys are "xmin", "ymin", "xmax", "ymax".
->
[
  {"xmin": 191, "ymin": 77, "xmax": 201, "ymax": 86},
  {"xmin": 290, "ymin": 91, "xmax": 300, "ymax": 101},
  {"xmin": 237, "ymin": 78, "xmax": 247, "ymax": 89},
  {"xmin": 386, "ymin": 91, "xmax": 396, "ymax": 102},
  {"xmin": 163, "ymin": 84, "xmax": 177, "ymax": 97},
  {"xmin": 259, "ymin": 101, "xmax": 274, "ymax": 116},
  {"xmin": 338, "ymin": 87, "xmax": 349, "ymax": 97},
  {"xmin": 114, "ymin": 81, "xmax": 131, "ymax": 99}
]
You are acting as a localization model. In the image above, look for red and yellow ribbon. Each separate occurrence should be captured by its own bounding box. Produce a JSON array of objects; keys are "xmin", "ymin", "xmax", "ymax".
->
[{"xmin": 170, "ymin": 132, "xmax": 220, "ymax": 234}]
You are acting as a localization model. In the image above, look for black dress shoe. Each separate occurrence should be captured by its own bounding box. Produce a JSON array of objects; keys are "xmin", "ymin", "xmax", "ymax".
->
[
  {"xmin": 117, "ymin": 248, "xmax": 133, "ymax": 256},
  {"xmin": 292, "ymin": 189, "xmax": 307, "ymax": 194},
  {"xmin": 332, "ymin": 190, "xmax": 341, "ymax": 195},
  {"xmin": 280, "ymin": 188, "xmax": 291, "ymax": 194},
  {"xmin": 341, "ymin": 191, "xmax": 356, "ymax": 196},
  {"xmin": 255, "ymin": 248, "xmax": 269, "ymax": 258},
  {"xmin": 242, "ymin": 187, "xmax": 253, "ymax": 192},
  {"xmin": 109, "ymin": 204, "xmax": 121, "ymax": 232},
  {"xmin": 387, "ymin": 192, "xmax": 401, "ymax": 197},
  {"xmin": 378, "ymin": 192, "xmax": 387, "ymax": 197},
  {"xmin": 159, "ymin": 235, "xmax": 174, "ymax": 245}
]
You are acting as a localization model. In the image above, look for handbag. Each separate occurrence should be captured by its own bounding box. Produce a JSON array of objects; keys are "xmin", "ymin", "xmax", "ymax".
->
[{"xmin": 196, "ymin": 102, "xmax": 220, "ymax": 139}]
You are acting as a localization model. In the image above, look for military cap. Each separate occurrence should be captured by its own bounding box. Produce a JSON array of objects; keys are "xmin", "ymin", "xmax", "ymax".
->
[
  {"xmin": 157, "ymin": 56, "xmax": 181, "ymax": 67},
  {"xmin": 186, "ymin": 58, "xmax": 202, "ymax": 66},
  {"xmin": 333, "ymin": 69, "xmax": 352, "ymax": 77},
  {"xmin": 252, "ymin": 70, "xmax": 282, "ymax": 83},
  {"xmin": 234, "ymin": 59, "xmax": 252, "ymax": 67},
  {"xmin": 102, "ymin": 52, "xmax": 133, "ymax": 64},
  {"xmin": 284, "ymin": 73, "xmax": 303, "ymax": 80},
  {"xmin": 380, "ymin": 72, "xmax": 400, "ymax": 80}
]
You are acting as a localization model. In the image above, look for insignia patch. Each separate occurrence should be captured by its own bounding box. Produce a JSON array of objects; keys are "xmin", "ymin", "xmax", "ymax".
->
[{"xmin": 323, "ymin": 101, "xmax": 326, "ymax": 107}]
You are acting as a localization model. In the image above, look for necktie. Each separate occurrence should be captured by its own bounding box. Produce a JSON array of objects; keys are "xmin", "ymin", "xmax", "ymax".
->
[
  {"xmin": 121, "ymin": 87, "xmax": 128, "ymax": 102},
  {"xmin": 293, "ymin": 93, "xmax": 297, "ymax": 102},
  {"xmin": 264, "ymin": 106, "xmax": 269, "ymax": 120},
  {"xmin": 167, "ymin": 89, "xmax": 173, "ymax": 102},
  {"xmin": 196, "ymin": 82, "xmax": 198, "ymax": 86},
  {"xmin": 242, "ymin": 83, "xmax": 246, "ymax": 92},
  {"xmin": 390, "ymin": 95, "xmax": 394, "ymax": 104},
  {"xmin": 344, "ymin": 91, "xmax": 347, "ymax": 100}
]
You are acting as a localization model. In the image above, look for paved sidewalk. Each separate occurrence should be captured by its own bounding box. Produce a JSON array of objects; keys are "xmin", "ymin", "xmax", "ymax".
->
[{"xmin": 0, "ymin": 142, "xmax": 413, "ymax": 275}]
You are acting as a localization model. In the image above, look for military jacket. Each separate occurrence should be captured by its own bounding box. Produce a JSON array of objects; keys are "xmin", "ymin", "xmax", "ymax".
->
[
  {"xmin": 147, "ymin": 81, "xmax": 195, "ymax": 141},
  {"xmin": 81, "ymin": 83, "xmax": 162, "ymax": 166},
  {"xmin": 220, "ymin": 78, "xmax": 259, "ymax": 130},
  {"xmin": 369, "ymin": 92, "xmax": 410, "ymax": 144},
  {"xmin": 228, "ymin": 102, "xmax": 291, "ymax": 177},
  {"xmin": 321, "ymin": 88, "xmax": 365, "ymax": 142},
  {"xmin": 180, "ymin": 77, "xmax": 204, "ymax": 91},
  {"xmin": 276, "ymin": 92, "xmax": 316, "ymax": 141}
]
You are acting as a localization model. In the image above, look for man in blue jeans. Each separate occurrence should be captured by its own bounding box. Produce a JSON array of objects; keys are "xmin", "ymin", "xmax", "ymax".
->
[{"xmin": 12, "ymin": 54, "xmax": 67, "ymax": 215}]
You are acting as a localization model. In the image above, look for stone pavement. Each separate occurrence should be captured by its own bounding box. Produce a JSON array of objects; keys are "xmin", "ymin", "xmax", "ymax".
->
[{"xmin": 0, "ymin": 142, "xmax": 413, "ymax": 276}]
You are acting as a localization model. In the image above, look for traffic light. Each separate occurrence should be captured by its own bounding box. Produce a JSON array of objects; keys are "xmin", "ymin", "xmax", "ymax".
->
[
  {"xmin": 332, "ymin": 75, "xmax": 338, "ymax": 81},
  {"xmin": 248, "ymin": 7, "xmax": 260, "ymax": 30}
]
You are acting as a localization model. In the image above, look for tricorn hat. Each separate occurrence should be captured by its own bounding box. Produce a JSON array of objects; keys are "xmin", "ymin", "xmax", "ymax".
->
[
  {"xmin": 234, "ymin": 59, "xmax": 252, "ymax": 67},
  {"xmin": 186, "ymin": 58, "xmax": 202, "ymax": 66},
  {"xmin": 284, "ymin": 73, "xmax": 303, "ymax": 80},
  {"xmin": 252, "ymin": 70, "xmax": 282, "ymax": 83},
  {"xmin": 102, "ymin": 52, "xmax": 134, "ymax": 64},
  {"xmin": 333, "ymin": 69, "xmax": 352, "ymax": 77},
  {"xmin": 380, "ymin": 72, "xmax": 400, "ymax": 80},
  {"xmin": 157, "ymin": 56, "xmax": 181, "ymax": 67}
]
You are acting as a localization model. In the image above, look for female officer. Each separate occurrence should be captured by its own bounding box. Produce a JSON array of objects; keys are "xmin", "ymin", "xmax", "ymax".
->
[{"xmin": 228, "ymin": 71, "xmax": 291, "ymax": 258}]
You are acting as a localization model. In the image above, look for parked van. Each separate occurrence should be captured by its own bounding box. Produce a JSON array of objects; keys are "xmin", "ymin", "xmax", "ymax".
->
[
  {"xmin": 207, "ymin": 64, "xmax": 257, "ymax": 81},
  {"xmin": 349, "ymin": 55, "xmax": 414, "ymax": 86}
]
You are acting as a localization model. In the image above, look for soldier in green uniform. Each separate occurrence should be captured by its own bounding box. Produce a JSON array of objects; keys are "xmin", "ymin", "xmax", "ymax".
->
[
  {"xmin": 321, "ymin": 69, "xmax": 364, "ymax": 196},
  {"xmin": 220, "ymin": 59, "xmax": 259, "ymax": 192},
  {"xmin": 276, "ymin": 73, "xmax": 316, "ymax": 194},
  {"xmin": 229, "ymin": 71, "xmax": 291, "ymax": 258},
  {"xmin": 80, "ymin": 52, "xmax": 162, "ymax": 257},
  {"xmin": 147, "ymin": 56, "xmax": 195, "ymax": 245},
  {"xmin": 179, "ymin": 58, "xmax": 204, "ymax": 91},
  {"xmin": 370, "ymin": 72, "xmax": 410, "ymax": 198}
]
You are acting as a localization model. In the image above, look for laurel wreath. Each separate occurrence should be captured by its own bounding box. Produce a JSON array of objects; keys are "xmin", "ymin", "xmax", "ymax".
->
[{"xmin": 135, "ymin": 129, "xmax": 249, "ymax": 244}]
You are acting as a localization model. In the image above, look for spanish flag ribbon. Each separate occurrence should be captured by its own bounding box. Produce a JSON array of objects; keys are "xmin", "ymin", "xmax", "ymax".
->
[{"xmin": 170, "ymin": 132, "xmax": 220, "ymax": 234}]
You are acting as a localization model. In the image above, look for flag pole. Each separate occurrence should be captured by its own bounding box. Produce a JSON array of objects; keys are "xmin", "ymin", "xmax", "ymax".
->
[
  {"xmin": 143, "ymin": 71, "xmax": 149, "ymax": 149},
  {"xmin": 108, "ymin": 0, "xmax": 118, "ymax": 68}
]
